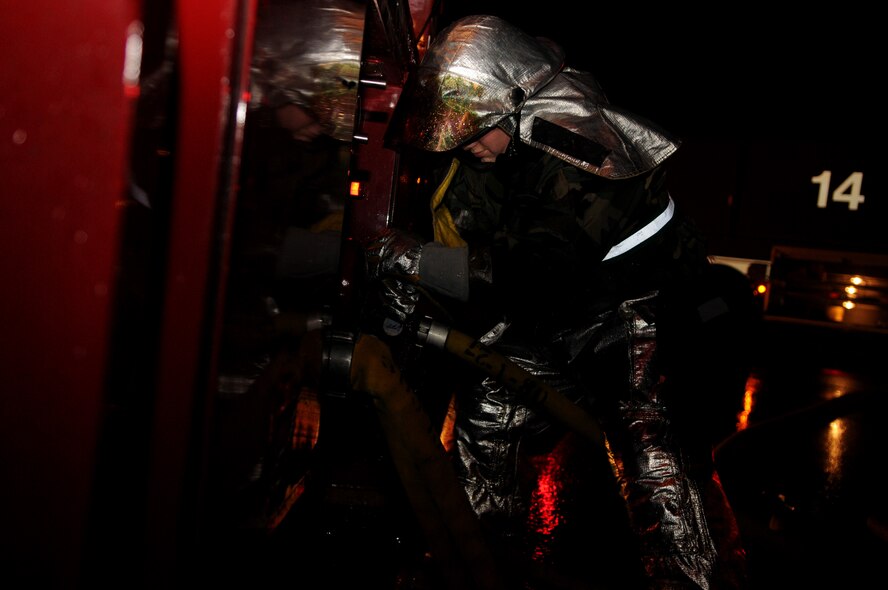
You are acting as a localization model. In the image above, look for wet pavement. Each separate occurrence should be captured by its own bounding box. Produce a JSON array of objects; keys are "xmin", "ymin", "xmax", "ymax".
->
[
  {"xmin": 199, "ymin": 317, "xmax": 887, "ymax": 589},
  {"xmin": 713, "ymin": 319, "xmax": 887, "ymax": 589}
]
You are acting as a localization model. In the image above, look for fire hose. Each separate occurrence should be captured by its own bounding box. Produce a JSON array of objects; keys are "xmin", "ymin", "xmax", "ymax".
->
[{"xmin": 308, "ymin": 314, "xmax": 621, "ymax": 589}]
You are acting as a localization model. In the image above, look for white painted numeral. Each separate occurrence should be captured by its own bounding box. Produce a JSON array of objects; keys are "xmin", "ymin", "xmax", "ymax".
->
[{"xmin": 811, "ymin": 170, "xmax": 865, "ymax": 210}]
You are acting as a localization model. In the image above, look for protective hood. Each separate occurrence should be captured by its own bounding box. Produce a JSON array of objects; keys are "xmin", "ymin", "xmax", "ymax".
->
[
  {"xmin": 519, "ymin": 68, "xmax": 680, "ymax": 178},
  {"xmin": 389, "ymin": 14, "xmax": 680, "ymax": 179},
  {"xmin": 250, "ymin": 0, "xmax": 364, "ymax": 141}
]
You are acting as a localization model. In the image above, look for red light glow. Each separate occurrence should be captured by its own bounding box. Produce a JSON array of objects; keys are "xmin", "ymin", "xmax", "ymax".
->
[{"xmin": 527, "ymin": 442, "xmax": 567, "ymax": 560}]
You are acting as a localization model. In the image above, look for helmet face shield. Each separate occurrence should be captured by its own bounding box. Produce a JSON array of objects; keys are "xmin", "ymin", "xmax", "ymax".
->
[
  {"xmin": 392, "ymin": 72, "xmax": 507, "ymax": 152},
  {"xmin": 386, "ymin": 15, "xmax": 564, "ymax": 152}
]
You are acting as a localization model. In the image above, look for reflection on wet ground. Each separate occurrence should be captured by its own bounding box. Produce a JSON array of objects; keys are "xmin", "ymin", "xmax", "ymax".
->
[
  {"xmin": 714, "ymin": 321, "xmax": 887, "ymax": 589},
  {"xmin": 199, "ymin": 319, "xmax": 887, "ymax": 589}
]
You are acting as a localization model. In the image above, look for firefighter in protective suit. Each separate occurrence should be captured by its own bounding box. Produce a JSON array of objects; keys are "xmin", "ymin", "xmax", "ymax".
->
[{"xmin": 363, "ymin": 14, "xmax": 750, "ymax": 590}]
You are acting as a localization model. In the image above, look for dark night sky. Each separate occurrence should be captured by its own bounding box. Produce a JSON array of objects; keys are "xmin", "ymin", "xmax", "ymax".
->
[{"xmin": 436, "ymin": 2, "xmax": 880, "ymax": 143}]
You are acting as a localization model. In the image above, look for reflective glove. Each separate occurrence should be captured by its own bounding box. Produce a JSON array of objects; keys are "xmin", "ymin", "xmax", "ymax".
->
[
  {"xmin": 364, "ymin": 228, "xmax": 424, "ymax": 334},
  {"xmin": 364, "ymin": 227, "xmax": 475, "ymax": 333},
  {"xmin": 377, "ymin": 277, "xmax": 420, "ymax": 333},
  {"xmin": 364, "ymin": 227, "xmax": 424, "ymax": 285}
]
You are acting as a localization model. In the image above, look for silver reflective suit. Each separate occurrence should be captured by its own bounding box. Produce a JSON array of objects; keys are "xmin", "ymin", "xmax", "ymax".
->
[{"xmin": 390, "ymin": 15, "xmax": 748, "ymax": 590}]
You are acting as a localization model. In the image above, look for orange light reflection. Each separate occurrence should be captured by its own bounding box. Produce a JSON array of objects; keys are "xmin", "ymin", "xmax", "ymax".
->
[{"xmin": 736, "ymin": 374, "xmax": 761, "ymax": 431}]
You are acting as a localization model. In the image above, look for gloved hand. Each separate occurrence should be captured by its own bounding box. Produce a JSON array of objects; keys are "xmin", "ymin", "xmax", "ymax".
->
[
  {"xmin": 364, "ymin": 228, "xmax": 424, "ymax": 284},
  {"xmin": 364, "ymin": 228, "xmax": 472, "ymax": 333},
  {"xmin": 377, "ymin": 277, "xmax": 420, "ymax": 332},
  {"xmin": 364, "ymin": 228, "xmax": 425, "ymax": 334}
]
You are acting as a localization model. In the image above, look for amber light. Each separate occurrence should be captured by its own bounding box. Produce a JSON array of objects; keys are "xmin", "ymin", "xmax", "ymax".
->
[{"xmin": 349, "ymin": 181, "xmax": 362, "ymax": 198}]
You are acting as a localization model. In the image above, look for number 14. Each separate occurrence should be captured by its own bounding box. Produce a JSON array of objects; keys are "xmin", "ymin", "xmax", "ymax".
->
[{"xmin": 811, "ymin": 170, "xmax": 865, "ymax": 210}]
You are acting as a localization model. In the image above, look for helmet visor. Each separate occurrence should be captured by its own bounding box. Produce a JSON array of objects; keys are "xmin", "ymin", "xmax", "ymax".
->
[
  {"xmin": 386, "ymin": 15, "xmax": 564, "ymax": 152},
  {"xmin": 389, "ymin": 72, "xmax": 510, "ymax": 152}
]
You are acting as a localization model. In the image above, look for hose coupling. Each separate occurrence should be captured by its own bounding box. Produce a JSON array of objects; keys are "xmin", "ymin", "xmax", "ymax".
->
[
  {"xmin": 415, "ymin": 316, "xmax": 450, "ymax": 350},
  {"xmin": 320, "ymin": 329, "xmax": 356, "ymax": 398}
]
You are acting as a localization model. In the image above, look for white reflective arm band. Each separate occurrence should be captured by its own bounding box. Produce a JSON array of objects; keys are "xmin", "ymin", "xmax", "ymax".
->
[{"xmin": 602, "ymin": 196, "xmax": 675, "ymax": 261}]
